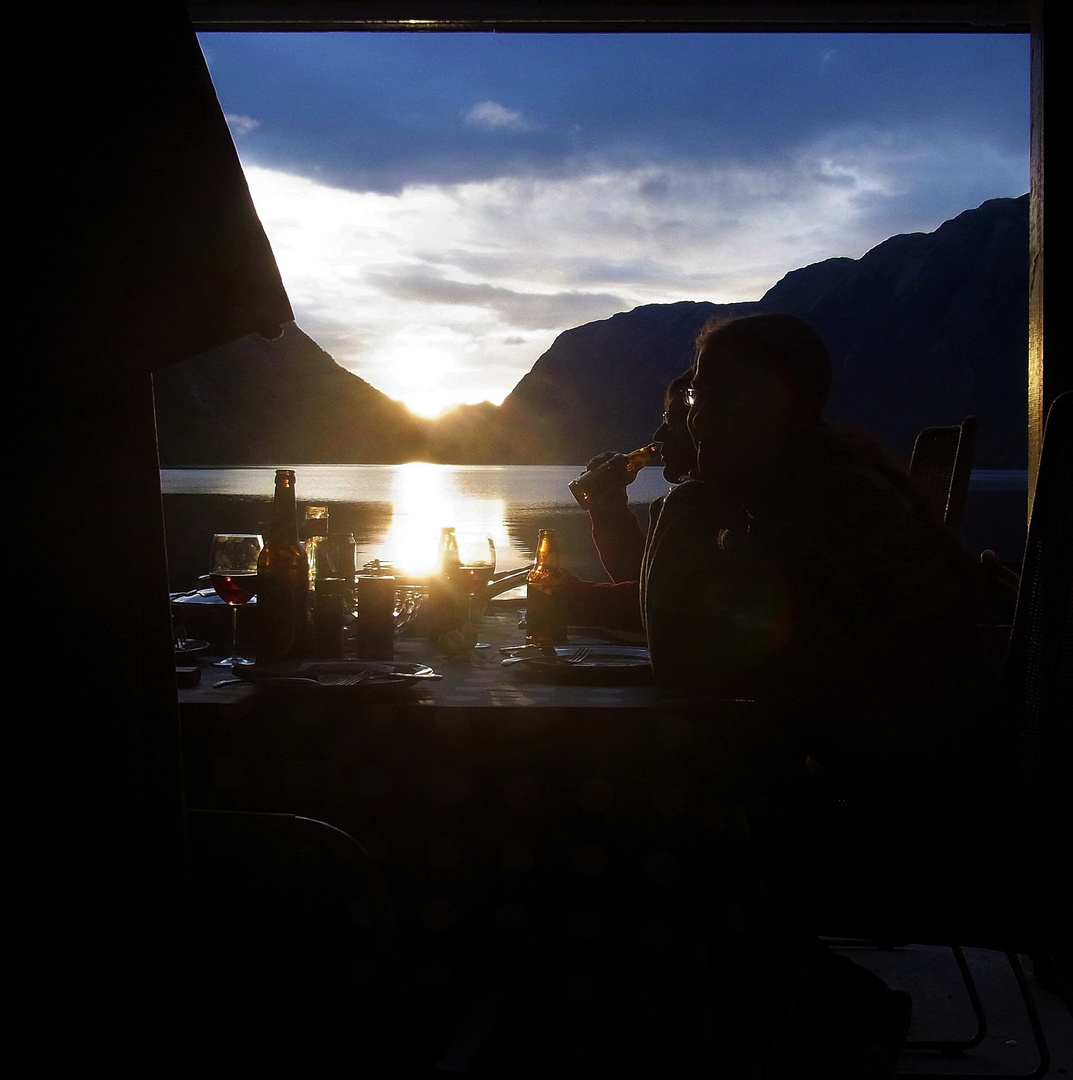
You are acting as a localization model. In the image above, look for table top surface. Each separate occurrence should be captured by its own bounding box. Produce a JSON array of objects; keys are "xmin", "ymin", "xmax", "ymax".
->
[{"xmin": 176, "ymin": 607, "xmax": 689, "ymax": 711}]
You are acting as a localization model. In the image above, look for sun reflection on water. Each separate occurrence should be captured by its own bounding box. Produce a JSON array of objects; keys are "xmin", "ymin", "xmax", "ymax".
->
[{"xmin": 383, "ymin": 462, "xmax": 516, "ymax": 577}]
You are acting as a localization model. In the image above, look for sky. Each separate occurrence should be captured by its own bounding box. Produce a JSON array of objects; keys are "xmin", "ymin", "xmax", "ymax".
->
[{"xmin": 197, "ymin": 32, "xmax": 1029, "ymax": 417}]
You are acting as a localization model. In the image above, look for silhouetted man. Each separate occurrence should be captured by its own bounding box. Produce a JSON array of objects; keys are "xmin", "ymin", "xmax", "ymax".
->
[{"xmin": 641, "ymin": 313, "xmax": 997, "ymax": 1078}]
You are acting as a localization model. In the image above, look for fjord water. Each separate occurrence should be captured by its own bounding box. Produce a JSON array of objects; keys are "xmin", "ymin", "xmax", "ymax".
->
[
  {"xmin": 160, "ymin": 465, "xmax": 1029, "ymax": 593},
  {"xmin": 161, "ymin": 464, "xmax": 652, "ymax": 591}
]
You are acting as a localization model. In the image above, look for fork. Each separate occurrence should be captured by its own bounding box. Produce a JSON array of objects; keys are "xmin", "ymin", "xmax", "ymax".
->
[
  {"xmin": 319, "ymin": 669, "xmax": 377, "ymax": 686},
  {"xmin": 561, "ymin": 647, "xmax": 592, "ymax": 664},
  {"xmin": 320, "ymin": 668, "xmax": 443, "ymax": 684},
  {"xmin": 502, "ymin": 646, "xmax": 592, "ymax": 666}
]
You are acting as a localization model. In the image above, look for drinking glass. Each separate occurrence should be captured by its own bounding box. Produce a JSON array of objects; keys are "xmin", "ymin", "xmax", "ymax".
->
[
  {"xmin": 454, "ymin": 533, "xmax": 497, "ymax": 648},
  {"xmin": 209, "ymin": 533, "xmax": 264, "ymax": 666}
]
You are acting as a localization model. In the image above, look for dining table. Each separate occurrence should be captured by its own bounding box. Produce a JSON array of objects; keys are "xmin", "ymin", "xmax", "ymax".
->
[
  {"xmin": 177, "ymin": 602, "xmax": 764, "ymax": 823},
  {"xmin": 176, "ymin": 600, "xmax": 781, "ymax": 1070}
]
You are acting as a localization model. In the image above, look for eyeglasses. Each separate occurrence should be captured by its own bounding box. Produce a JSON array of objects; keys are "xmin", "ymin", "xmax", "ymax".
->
[{"xmin": 683, "ymin": 384, "xmax": 698, "ymax": 408}]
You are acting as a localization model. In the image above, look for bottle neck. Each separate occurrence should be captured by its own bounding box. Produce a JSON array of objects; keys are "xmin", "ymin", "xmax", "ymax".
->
[
  {"xmin": 626, "ymin": 443, "xmax": 659, "ymax": 474},
  {"xmin": 270, "ymin": 472, "xmax": 300, "ymax": 545},
  {"xmin": 533, "ymin": 530, "xmax": 561, "ymax": 572}
]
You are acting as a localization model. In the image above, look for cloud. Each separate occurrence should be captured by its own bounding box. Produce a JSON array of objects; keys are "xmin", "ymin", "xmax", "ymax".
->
[
  {"xmin": 797, "ymin": 123, "xmax": 1030, "ymax": 240},
  {"xmin": 366, "ymin": 270, "xmax": 627, "ymax": 330},
  {"xmin": 241, "ymin": 110, "xmax": 1027, "ymax": 414},
  {"xmin": 224, "ymin": 113, "xmax": 260, "ymax": 136},
  {"xmin": 463, "ymin": 101, "xmax": 535, "ymax": 132},
  {"xmin": 201, "ymin": 32, "xmax": 1028, "ymax": 198},
  {"xmin": 196, "ymin": 32, "xmax": 1027, "ymax": 415}
]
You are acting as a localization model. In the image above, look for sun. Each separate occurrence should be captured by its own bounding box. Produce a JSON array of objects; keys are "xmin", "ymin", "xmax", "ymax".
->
[
  {"xmin": 382, "ymin": 342, "xmax": 471, "ymax": 419},
  {"xmin": 404, "ymin": 390, "xmax": 463, "ymax": 420}
]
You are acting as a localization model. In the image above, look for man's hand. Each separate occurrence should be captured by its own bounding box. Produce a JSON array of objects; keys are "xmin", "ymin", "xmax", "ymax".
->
[{"xmin": 582, "ymin": 452, "xmax": 634, "ymax": 510}]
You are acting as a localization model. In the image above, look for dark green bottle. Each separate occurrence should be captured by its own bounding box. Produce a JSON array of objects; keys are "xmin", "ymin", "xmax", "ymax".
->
[{"xmin": 255, "ymin": 469, "xmax": 309, "ymax": 663}]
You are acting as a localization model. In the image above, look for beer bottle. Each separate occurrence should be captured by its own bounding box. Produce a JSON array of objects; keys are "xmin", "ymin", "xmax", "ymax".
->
[
  {"xmin": 525, "ymin": 529, "xmax": 568, "ymax": 646},
  {"xmin": 255, "ymin": 469, "xmax": 309, "ymax": 663},
  {"xmin": 427, "ymin": 527, "xmax": 465, "ymax": 641},
  {"xmin": 568, "ymin": 443, "xmax": 660, "ymax": 508}
]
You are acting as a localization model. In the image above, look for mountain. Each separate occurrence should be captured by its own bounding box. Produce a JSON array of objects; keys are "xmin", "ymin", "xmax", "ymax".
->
[
  {"xmin": 153, "ymin": 324, "xmax": 427, "ymax": 465},
  {"xmin": 497, "ymin": 300, "xmax": 759, "ymax": 463},
  {"xmin": 503, "ymin": 195, "xmax": 1028, "ymax": 467},
  {"xmin": 154, "ymin": 194, "xmax": 1029, "ymax": 468},
  {"xmin": 760, "ymin": 194, "xmax": 1029, "ymax": 465}
]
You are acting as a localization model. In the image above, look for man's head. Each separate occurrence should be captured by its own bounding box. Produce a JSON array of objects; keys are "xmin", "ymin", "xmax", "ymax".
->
[
  {"xmin": 653, "ymin": 369, "xmax": 696, "ymax": 483},
  {"xmin": 688, "ymin": 314, "xmax": 831, "ymax": 489}
]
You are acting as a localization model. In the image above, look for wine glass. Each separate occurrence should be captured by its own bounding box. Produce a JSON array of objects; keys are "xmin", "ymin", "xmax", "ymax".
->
[
  {"xmin": 454, "ymin": 533, "xmax": 497, "ymax": 648},
  {"xmin": 209, "ymin": 533, "xmax": 264, "ymax": 666}
]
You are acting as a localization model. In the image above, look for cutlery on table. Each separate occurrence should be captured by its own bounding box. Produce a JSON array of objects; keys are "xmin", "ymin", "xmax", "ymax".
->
[
  {"xmin": 211, "ymin": 668, "xmax": 441, "ymax": 689},
  {"xmin": 502, "ymin": 647, "xmax": 592, "ymax": 666}
]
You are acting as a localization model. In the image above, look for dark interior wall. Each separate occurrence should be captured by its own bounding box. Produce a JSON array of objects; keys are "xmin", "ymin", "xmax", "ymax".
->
[{"xmin": 24, "ymin": 0, "xmax": 291, "ymax": 1028}]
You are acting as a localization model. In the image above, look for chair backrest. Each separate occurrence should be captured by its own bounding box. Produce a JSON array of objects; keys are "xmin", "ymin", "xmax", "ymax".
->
[
  {"xmin": 1001, "ymin": 392, "xmax": 1072, "ymax": 804},
  {"xmin": 183, "ymin": 809, "xmax": 414, "ymax": 1066},
  {"xmin": 908, "ymin": 415, "xmax": 978, "ymax": 534}
]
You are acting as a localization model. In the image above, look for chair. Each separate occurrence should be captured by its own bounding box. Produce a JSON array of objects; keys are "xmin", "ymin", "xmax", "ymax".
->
[
  {"xmin": 180, "ymin": 809, "xmax": 420, "ymax": 1070},
  {"xmin": 908, "ymin": 415, "xmax": 978, "ymax": 534},
  {"xmin": 820, "ymin": 393, "xmax": 1071, "ymax": 1079}
]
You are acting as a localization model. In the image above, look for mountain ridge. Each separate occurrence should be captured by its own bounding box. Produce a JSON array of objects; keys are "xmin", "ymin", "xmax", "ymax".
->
[{"xmin": 154, "ymin": 193, "xmax": 1028, "ymax": 468}]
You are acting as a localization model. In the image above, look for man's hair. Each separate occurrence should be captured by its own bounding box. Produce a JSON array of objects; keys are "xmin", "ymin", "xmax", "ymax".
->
[
  {"xmin": 664, "ymin": 368, "xmax": 693, "ymax": 410},
  {"xmin": 695, "ymin": 313, "xmax": 832, "ymax": 413}
]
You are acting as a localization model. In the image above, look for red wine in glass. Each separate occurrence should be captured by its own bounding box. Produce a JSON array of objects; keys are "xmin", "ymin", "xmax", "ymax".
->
[
  {"xmin": 209, "ymin": 533, "xmax": 264, "ymax": 666},
  {"xmin": 210, "ymin": 572, "xmax": 258, "ymax": 606},
  {"xmin": 448, "ymin": 565, "xmax": 495, "ymax": 595}
]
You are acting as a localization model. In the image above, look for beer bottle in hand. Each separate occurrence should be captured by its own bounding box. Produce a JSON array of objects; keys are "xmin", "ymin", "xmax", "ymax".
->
[
  {"xmin": 568, "ymin": 443, "xmax": 660, "ymax": 508},
  {"xmin": 256, "ymin": 469, "xmax": 309, "ymax": 663},
  {"xmin": 525, "ymin": 528, "xmax": 568, "ymax": 646}
]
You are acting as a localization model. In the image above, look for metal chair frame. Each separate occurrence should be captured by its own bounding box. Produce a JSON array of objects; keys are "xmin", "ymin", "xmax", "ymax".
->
[{"xmin": 908, "ymin": 415, "xmax": 978, "ymax": 534}]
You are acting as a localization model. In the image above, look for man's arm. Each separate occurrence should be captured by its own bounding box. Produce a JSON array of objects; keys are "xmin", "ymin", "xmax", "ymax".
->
[
  {"xmin": 577, "ymin": 452, "xmax": 648, "ymax": 582},
  {"xmin": 589, "ymin": 502, "xmax": 647, "ymax": 583}
]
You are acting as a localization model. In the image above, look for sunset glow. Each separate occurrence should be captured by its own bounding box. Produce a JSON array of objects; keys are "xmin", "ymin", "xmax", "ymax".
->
[
  {"xmin": 381, "ymin": 342, "xmax": 470, "ymax": 419},
  {"xmin": 201, "ymin": 32, "xmax": 1029, "ymax": 416}
]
